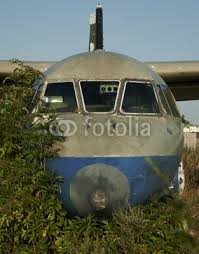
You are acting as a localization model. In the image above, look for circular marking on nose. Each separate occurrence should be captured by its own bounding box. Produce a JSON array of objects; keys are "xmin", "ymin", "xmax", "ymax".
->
[{"xmin": 69, "ymin": 163, "xmax": 130, "ymax": 216}]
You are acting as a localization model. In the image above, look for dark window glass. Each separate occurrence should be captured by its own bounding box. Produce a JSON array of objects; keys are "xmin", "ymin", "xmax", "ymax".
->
[
  {"xmin": 43, "ymin": 82, "xmax": 77, "ymax": 112},
  {"xmin": 156, "ymin": 85, "xmax": 171, "ymax": 115},
  {"xmin": 121, "ymin": 82, "xmax": 160, "ymax": 113},
  {"xmin": 80, "ymin": 81, "xmax": 119, "ymax": 112},
  {"xmin": 161, "ymin": 85, "xmax": 180, "ymax": 117}
]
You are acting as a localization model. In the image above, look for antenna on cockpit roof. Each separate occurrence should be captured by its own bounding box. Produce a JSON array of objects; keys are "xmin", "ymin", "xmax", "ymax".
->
[{"xmin": 89, "ymin": 4, "xmax": 104, "ymax": 51}]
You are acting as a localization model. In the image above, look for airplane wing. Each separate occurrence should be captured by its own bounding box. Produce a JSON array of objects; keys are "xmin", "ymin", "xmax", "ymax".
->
[
  {"xmin": 1, "ymin": 60, "xmax": 199, "ymax": 101},
  {"xmin": 0, "ymin": 60, "xmax": 55, "ymax": 83},
  {"xmin": 146, "ymin": 61, "xmax": 199, "ymax": 101}
]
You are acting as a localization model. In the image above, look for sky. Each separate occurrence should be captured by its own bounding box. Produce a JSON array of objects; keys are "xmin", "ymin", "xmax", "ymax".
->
[{"xmin": 0, "ymin": 0, "xmax": 199, "ymax": 124}]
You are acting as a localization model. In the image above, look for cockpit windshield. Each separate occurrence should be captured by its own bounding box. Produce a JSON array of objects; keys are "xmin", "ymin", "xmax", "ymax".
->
[
  {"xmin": 43, "ymin": 82, "xmax": 77, "ymax": 112},
  {"xmin": 80, "ymin": 81, "xmax": 119, "ymax": 112},
  {"xmin": 121, "ymin": 82, "xmax": 160, "ymax": 114}
]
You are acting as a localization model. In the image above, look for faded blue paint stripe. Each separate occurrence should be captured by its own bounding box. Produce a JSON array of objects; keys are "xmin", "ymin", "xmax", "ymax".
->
[{"xmin": 46, "ymin": 155, "xmax": 180, "ymax": 214}]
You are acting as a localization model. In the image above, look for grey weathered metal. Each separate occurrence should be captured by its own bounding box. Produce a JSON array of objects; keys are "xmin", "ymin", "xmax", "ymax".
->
[
  {"xmin": 1, "ymin": 58, "xmax": 199, "ymax": 100},
  {"xmin": 0, "ymin": 60, "xmax": 55, "ymax": 82},
  {"xmin": 45, "ymin": 51, "xmax": 164, "ymax": 84},
  {"xmin": 146, "ymin": 61, "xmax": 199, "ymax": 100},
  {"xmin": 146, "ymin": 61, "xmax": 199, "ymax": 82}
]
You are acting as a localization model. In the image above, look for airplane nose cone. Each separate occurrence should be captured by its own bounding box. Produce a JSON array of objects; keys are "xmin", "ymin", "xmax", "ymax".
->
[
  {"xmin": 89, "ymin": 189, "xmax": 108, "ymax": 211},
  {"xmin": 69, "ymin": 163, "xmax": 130, "ymax": 216}
]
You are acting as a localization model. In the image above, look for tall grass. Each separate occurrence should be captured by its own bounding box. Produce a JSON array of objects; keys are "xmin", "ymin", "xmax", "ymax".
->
[
  {"xmin": 183, "ymin": 147, "xmax": 199, "ymax": 190},
  {"xmin": 182, "ymin": 147, "xmax": 199, "ymax": 245}
]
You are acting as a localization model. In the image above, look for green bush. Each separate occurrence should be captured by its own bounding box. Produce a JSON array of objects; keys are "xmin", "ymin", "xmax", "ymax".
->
[
  {"xmin": 51, "ymin": 199, "xmax": 196, "ymax": 254},
  {"xmin": 0, "ymin": 62, "xmax": 198, "ymax": 253},
  {"xmin": 0, "ymin": 62, "xmax": 66, "ymax": 253}
]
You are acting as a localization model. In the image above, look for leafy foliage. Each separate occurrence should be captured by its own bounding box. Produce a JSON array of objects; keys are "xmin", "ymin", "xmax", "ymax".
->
[
  {"xmin": 0, "ymin": 63, "xmax": 198, "ymax": 253},
  {"xmin": 0, "ymin": 61, "xmax": 65, "ymax": 253}
]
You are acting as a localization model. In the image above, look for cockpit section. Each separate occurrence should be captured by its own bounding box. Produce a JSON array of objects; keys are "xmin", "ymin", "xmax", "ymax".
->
[{"xmin": 31, "ymin": 78, "xmax": 180, "ymax": 118}]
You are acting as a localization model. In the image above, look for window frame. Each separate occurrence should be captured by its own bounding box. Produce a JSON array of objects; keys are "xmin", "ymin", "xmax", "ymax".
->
[
  {"xmin": 160, "ymin": 84, "xmax": 181, "ymax": 118},
  {"xmin": 29, "ymin": 79, "xmax": 46, "ymax": 113},
  {"xmin": 155, "ymin": 84, "xmax": 172, "ymax": 116},
  {"xmin": 31, "ymin": 80, "xmax": 80, "ymax": 114},
  {"xmin": 119, "ymin": 80, "xmax": 161, "ymax": 116},
  {"xmin": 43, "ymin": 80, "xmax": 80, "ymax": 113},
  {"xmin": 79, "ymin": 79, "xmax": 121, "ymax": 114}
]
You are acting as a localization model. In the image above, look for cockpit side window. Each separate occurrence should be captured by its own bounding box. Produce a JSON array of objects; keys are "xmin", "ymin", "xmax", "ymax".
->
[
  {"xmin": 43, "ymin": 82, "xmax": 77, "ymax": 112},
  {"xmin": 80, "ymin": 81, "xmax": 119, "ymax": 113},
  {"xmin": 160, "ymin": 85, "xmax": 180, "ymax": 117},
  {"xmin": 29, "ymin": 76, "xmax": 45, "ymax": 111},
  {"xmin": 121, "ymin": 82, "xmax": 160, "ymax": 114},
  {"xmin": 156, "ymin": 85, "xmax": 171, "ymax": 115},
  {"xmin": 32, "ymin": 75, "xmax": 44, "ymax": 93}
]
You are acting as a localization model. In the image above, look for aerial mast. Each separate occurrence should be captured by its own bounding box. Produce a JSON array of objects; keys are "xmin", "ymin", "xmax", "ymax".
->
[{"xmin": 89, "ymin": 4, "xmax": 104, "ymax": 51}]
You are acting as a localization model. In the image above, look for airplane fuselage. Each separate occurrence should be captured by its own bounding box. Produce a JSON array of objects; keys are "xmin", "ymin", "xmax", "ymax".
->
[{"xmin": 32, "ymin": 51, "xmax": 184, "ymax": 216}]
